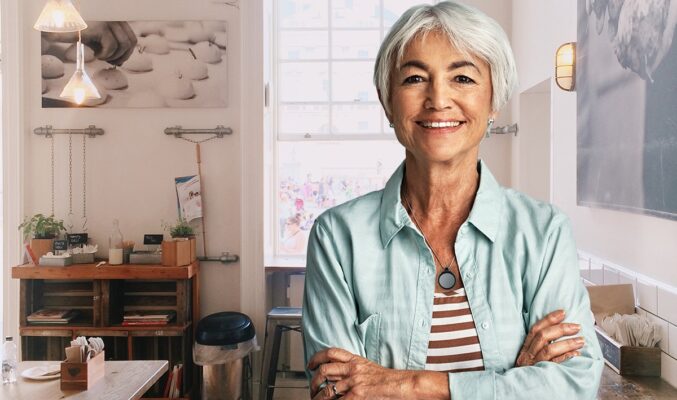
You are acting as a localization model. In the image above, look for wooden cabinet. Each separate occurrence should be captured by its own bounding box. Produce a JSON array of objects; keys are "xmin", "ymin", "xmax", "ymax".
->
[{"xmin": 12, "ymin": 262, "xmax": 200, "ymax": 399}]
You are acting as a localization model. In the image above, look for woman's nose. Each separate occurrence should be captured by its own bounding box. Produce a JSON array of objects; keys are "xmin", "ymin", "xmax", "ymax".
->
[{"xmin": 424, "ymin": 80, "xmax": 454, "ymax": 110}]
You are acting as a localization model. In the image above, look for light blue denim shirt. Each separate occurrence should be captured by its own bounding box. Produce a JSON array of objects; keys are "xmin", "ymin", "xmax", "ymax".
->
[{"xmin": 302, "ymin": 160, "xmax": 603, "ymax": 399}]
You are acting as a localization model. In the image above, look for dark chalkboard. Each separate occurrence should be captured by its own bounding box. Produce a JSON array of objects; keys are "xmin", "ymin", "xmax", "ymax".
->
[
  {"xmin": 144, "ymin": 234, "xmax": 164, "ymax": 245},
  {"xmin": 67, "ymin": 233, "xmax": 88, "ymax": 246},
  {"xmin": 53, "ymin": 240, "xmax": 68, "ymax": 251}
]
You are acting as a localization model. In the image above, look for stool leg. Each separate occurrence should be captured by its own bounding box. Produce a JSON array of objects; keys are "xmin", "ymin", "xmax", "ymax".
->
[
  {"xmin": 266, "ymin": 324, "xmax": 285, "ymax": 400},
  {"xmin": 259, "ymin": 318, "xmax": 276, "ymax": 400}
]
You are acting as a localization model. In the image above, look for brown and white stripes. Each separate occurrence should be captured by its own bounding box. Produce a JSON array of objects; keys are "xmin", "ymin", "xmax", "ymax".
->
[{"xmin": 425, "ymin": 288, "xmax": 485, "ymax": 372}]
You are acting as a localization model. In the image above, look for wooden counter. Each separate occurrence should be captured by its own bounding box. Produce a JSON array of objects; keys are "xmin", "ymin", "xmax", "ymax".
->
[{"xmin": 598, "ymin": 364, "xmax": 677, "ymax": 399}]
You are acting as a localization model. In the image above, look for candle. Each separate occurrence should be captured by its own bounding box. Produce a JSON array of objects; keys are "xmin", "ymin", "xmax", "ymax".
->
[{"xmin": 109, "ymin": 248, "xmax": 123, "ymax": 265}]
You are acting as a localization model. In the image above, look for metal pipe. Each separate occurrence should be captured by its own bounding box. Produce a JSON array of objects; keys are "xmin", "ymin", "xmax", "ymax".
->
[
  {"xmin": 490, "ymin": 123, "xmax": 519, "ymax": 136},
  {"xmin": 198, "ymin": 252, "xmax": 240, "ymax": 264},
  {"xmin": 164, "ymin": 125, "xmax": 233, "ymax": 138},
  {"xmin": 34, "ymin": 125, "xmax": 105, "ymax": 138}
]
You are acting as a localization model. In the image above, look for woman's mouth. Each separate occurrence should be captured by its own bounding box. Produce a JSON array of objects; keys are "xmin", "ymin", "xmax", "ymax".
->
[{"xmin": 416, "ymin": 120, "xmax": 464, "ymax": 129}]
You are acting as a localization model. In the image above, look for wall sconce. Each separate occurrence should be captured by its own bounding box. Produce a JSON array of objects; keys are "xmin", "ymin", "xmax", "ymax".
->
[
  {"xmin": 555, "ymin": 42, "xmax": 576, "ymax": 91},
  {"xmin": 33, "ymin": 0, "xmax": 87, "ymax": 32}
]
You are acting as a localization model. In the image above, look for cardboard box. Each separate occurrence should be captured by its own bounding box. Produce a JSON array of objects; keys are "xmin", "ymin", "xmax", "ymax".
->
[
  {"xmin": 60, "ymin": 350, "xmax": 105, "ymax": 390},
  {"xmin": 161, "ymin": 238, "xmax": 195, "ymax": 266},
  {"xmin": 587, "ymin": 284, "xmax": 661, "ymax": 376}
]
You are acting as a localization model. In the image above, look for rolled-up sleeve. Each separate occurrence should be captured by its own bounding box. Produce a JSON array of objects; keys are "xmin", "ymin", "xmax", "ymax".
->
[{"xmin": 448, "ymin": 215, "xmax": 604, "ymax": 399}]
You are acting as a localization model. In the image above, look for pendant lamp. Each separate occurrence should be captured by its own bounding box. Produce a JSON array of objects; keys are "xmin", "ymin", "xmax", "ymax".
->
[
  {"xmin": 59, "ymin": 42, "xmax": 101, "ymax": 105},
  {"xmin": 34, "ymin": 0, "xmax": 88, "ymax": 33}
]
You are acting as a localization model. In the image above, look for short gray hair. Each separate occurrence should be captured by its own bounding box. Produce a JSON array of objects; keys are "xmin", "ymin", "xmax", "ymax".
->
[{"xmin": 374, "ymin": 1, "xmax": 517, "ymax": 115}]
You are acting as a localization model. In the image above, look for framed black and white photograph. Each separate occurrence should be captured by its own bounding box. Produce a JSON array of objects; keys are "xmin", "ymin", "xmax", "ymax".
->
[
  {"xmin": 41, "ymin": 20, "xmax": 228, "ymax": 108},
  {"xmin": 577, "ymin": 0, "xmax": 677, "ymax": 220}
]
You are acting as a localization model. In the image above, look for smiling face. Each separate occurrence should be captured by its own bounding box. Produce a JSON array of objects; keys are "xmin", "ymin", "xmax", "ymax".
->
[{"xmin": 385, "ymin": 30, "xmax": 495, "ymax": 166}]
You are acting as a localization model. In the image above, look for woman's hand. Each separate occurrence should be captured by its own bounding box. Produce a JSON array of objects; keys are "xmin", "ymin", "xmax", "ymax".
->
[
  {"xmin": 515, "ymin": 309, "xmax": 586, "ymax": 366},
  {"xmin": 307, "ymin": 348, "xmax": 448, "ymax": 400}
]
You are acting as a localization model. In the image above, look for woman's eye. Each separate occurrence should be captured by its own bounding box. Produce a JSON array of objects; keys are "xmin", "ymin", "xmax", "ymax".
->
[
  {"xmin": 455, "ymin": 75, "xmax": 476, "ymax": 84},
  {"xmin": 403, "ymin": 75, "xmax": 424, "ymax": 84}
]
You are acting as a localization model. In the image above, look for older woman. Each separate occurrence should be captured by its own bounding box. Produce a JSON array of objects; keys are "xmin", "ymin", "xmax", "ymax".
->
[{"xmin": 302, "ymin": 2, "xmax": 603, "ymax": 399}]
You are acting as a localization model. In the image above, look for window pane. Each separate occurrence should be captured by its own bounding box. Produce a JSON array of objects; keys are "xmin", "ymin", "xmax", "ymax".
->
[
  {"xmin": 277, "ymin": 141, "xmax": 404, "ymax": 255},
  {"xmin": 279, "ymin": 104, "xmax": 330, "ymax": 135},
  {"xmin": 332, "ymin": 30, "xmax": 380, "ymax": 59},
  {"xmin": 279, "ymin": 0, "xmax": 328, "ymax": 29},
  {"xmin": 280, "ymin": 31, "xmax": 329, "ymax": 60},
  {"xmin": 332, "ymin": 0, "xmax": 380, "ymax": 28},
  {"xmin": 279, "ymin": 62, "xmax": 329, "ymax": 102},
  {"xmin": 332, "ymin": 104, "xmax": 382, "ymax": 134},
  {"xmin": 384, "ymin": 0, "xmax": 434, "ymax": 27},
  {"xmin": 331, "ymin": 61, "xmax": 377, "ymax": 102}
]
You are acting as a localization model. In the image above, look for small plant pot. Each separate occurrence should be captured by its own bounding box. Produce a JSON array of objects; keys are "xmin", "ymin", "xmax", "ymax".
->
[{"xmin": 30, "ymin": 238, "xmax": 54, "ymax": 261}]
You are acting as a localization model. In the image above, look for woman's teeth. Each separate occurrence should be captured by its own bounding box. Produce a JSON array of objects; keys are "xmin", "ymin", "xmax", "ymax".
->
[{"xmin": 420, "ymin": 121, "xmax": 461, "ymax": 128}]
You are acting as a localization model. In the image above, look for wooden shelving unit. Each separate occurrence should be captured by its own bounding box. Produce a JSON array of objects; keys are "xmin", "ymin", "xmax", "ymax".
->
[{"xmin": 12, "ymin": 262, "xmax": 200, "ymax": 399}]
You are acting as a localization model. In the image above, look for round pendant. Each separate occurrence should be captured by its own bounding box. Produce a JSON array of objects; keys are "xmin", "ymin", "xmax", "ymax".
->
[{"xmin": 438, "ymin": 267, "xmax": 456, "ymax": 290}]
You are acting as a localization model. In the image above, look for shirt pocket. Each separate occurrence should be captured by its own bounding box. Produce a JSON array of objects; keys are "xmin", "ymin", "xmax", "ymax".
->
[{"xmin": 355, "ymin": 313, "xmax": 381, "ymax": 364}]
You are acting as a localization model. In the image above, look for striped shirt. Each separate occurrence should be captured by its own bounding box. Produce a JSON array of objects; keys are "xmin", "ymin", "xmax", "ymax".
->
[{"xmin": 425, "ymin": 288, "xmax": 485, "ymax": 372}]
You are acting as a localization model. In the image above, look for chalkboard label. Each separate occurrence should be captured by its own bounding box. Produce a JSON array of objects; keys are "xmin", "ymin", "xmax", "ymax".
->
[
  {"xmin": 144, "ymin": 234, "xmax": 164, "ymax": 245},
  {"xmin": 53, "ymin": 239, "xmax": 68, "ymax": 251},
  {"xmin": 67, "ymin": 233, "xmax": 88, "ymax": 246}
]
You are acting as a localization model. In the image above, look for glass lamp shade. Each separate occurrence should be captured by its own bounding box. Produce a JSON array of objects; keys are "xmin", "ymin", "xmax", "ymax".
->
[
  {"xmin": 34, "ymin": 0, "xmax": 87, "ymax": 32},
  {"xmin": 60, "ymin": 42, "xmax": 101, "ymax": 105},
  {"xmin": 555, "ymin": 42, "xmax": 576, "ymax": 91}
]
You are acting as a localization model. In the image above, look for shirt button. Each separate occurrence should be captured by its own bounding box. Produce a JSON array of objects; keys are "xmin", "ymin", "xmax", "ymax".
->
[
  {"xmin": 481, "ymin": 321, "xmax": 489, "ymax": 330},
  {"xmin": 465, "ymin": 271, "xmax": 473, "ymax": 280},
  {"xmin": 420, "ymin": 319, "xmax": 427, "ymax": 328}
]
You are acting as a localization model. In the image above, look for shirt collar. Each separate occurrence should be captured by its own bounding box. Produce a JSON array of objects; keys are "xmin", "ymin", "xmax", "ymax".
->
[{"xmin": 379, "ymin": 159, "xmax": 504, "ymax": 247}]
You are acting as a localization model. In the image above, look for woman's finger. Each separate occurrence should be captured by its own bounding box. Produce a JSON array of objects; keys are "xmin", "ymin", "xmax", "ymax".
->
[
  {"xmin": 551, "ymin": 350, "xmax": 581, "ymax": 364},
  {"xmin": 534, "ymin": 337, "xmax": 585, "ymax": 363},
  {"xmin": 308, "ymin": 347, "xmax": 355, "ymax": 370},
  {"xmin": 519, "ymin": 310, "xmax": 566, "ymax": 356},
  {"xmin": 525, "ymin": 322, "xmax": 581, "ymax": 358},
  {"xmin": 310, "ymin": 362, "xmax": 350, "ymax": 395}
]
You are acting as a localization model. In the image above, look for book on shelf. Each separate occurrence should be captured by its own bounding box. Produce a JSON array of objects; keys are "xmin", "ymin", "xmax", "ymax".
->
[
  {"xmin": 121, "ymin": 320, "xmax": 170, "ymax": 326},
  {"xmin": 27, "ymin": 309, "xmax": 78, "ymax": 323},
  {"xmin": 123, "ymin": 310, "xmax": 176, "ymax": 322}
]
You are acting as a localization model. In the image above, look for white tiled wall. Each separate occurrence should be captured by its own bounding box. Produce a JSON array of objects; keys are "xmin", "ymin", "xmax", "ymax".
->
[{"xmin": 579, "ymin": 251, "xmax": 677, "ymax": 388}]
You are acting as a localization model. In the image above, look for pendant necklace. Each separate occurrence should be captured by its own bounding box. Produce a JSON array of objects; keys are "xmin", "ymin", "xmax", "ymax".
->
[{"xmin": 402, "ymin": 185, "xmax": 457, "ymax": 290}]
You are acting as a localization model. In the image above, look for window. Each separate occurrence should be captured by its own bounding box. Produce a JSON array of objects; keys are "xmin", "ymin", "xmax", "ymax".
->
[{"xmin": 273, "ymin": 0, "xmax": 435, "ymax": 256}]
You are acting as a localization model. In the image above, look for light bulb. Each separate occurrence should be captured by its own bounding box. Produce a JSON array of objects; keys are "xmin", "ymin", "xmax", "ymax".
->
[
  {"xmin": 53, "ymin": 10, "xmax": 65, "ymax": 28},
  {"xmin": 74, "ymin": 88, "xmax": 86, "ymax": 105}
]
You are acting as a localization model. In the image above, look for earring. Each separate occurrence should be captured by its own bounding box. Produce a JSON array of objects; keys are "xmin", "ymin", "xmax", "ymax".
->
[
  {"xmin": 389, "ymin": 122, "xmax": 394, "ymax": 128},
  {"xmin": 485, "ymin": 118, "xmax": 494, "ymax": 138}
]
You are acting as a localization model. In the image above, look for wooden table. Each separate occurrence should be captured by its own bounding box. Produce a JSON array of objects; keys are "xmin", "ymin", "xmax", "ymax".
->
[
  {"xmin": 598, "ymin": 364, "xmax": 677, "ymax": 399},
  {"xmin": 1, "ymin": 360, "xmax": 168, "ymax": 400}
]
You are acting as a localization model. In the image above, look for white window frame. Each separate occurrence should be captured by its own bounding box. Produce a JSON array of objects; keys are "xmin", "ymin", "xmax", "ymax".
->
[{"xmin": 271, "ymin": 0, "xmax": 426, "ymax": 257}]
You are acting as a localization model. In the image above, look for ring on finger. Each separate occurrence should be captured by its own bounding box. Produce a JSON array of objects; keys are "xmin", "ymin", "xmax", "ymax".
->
[{"xmin": 332, "ymin": 382, "xmax": 342, "ymax": 398}]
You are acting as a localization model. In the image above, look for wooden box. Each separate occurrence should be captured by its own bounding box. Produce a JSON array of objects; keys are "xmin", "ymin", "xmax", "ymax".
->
[
  {"xmin": 161, "ymin": 239, "xmax": 195, "ymax": 267},
  {"xmin": 587, "ymin": 284, "xmax": 661, "ymax": 376},
  {"xmin": 60, "ymin": 350, "xmax": 105, "ymax": 390}
]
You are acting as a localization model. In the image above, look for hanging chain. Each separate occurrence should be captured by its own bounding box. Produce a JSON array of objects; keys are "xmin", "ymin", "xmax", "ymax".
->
[
  {"xmin": 179, "ymin": 134, "xmax": 221, "ymax": 144},
  {"xmin": 67, "ymin": 134, "xmax": 74, "ymax": 231},
  {"xmin": 82, "ymin": 135, "xmax": 88, "ymax": 232},
  {"xmin": 50, "ymin": 135, "xmax": 55, "ymax": 216}
]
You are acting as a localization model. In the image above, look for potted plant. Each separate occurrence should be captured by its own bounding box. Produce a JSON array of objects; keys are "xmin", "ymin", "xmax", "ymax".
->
[
  {"xmin": 18, "ymin": 214, "xmax": 66, "ymax": 260},
  {"xmin": 161, "ymin": 218, "xmax": 197, "ymax": 266},
  {"xmin": 166, "ymin": 218, "xmax": 195, "ymax": 238}
]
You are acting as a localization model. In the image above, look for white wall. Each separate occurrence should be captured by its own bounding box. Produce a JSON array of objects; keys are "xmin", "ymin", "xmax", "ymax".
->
[
  {"xmin": 512, "ymin": 0, "xmax": 677, "ymax": 287},
  {"xmin": 512, "ymin": 0, "xmax": 677, "ymax": 385},
  {"xmin": 21, "ymin": 0, "xmax": 242, "ymax": 317}
]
